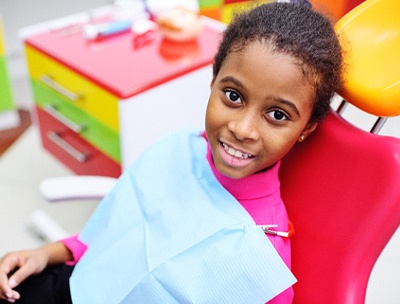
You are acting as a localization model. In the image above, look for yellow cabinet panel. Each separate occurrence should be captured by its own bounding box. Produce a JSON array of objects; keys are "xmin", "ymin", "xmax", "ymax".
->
[{"xmin": 25, "ymin": 45, "xmax": 119, "ymax": 132}]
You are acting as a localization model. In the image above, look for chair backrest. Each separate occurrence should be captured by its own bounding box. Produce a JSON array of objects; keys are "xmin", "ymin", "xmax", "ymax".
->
[
  {"xmin": 280, "ymin": 110, "xmax": 400, "ymax": 303},
  {"xmin": 335, "ymin": 0, "xmax": 400, "ymax": 118}
]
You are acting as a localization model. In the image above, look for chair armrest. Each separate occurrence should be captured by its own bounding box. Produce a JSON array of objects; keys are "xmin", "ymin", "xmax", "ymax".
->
[{"xmin": 39, "ymin": 175, "xmax": 117, "ymax": 202}]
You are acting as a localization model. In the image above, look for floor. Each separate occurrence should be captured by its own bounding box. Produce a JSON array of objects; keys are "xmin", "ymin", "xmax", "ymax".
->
[{"xmin": 0, "ymin": 102, "xmax": 399, "ymax": 303}]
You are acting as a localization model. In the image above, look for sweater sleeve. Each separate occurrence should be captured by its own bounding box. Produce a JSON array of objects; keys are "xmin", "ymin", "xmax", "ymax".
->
[{"xmin": 60, "ymin": 235, "xmax": 88, "ymax": 265}]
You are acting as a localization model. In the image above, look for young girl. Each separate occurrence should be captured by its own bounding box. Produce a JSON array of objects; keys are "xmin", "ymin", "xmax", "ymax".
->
[{"xmin": 0, "ymin": 2, "xmax": 344, "ymax": 303}]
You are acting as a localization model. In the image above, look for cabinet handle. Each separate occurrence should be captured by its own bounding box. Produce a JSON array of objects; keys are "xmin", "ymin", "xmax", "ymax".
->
[
  {"xmin": 47, "ymin": 131, "xmax": 90, "ymax": 163},
  {"xmin": 40, "ymin": 74, "xmax": 82, "ymax": 102},
  {"xmin": 43, "ymin": 104, "xmax": 85, "ymax": 133}
]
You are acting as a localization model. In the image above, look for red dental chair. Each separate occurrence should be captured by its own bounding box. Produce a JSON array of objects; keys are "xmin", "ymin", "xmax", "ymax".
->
[
  {"xmin": 335, "ymin": 0, "xmax": 400, "ymax": 133},
  {"xmin": 280, "ymin": 0, "xmax": 400, "ymax": 302},
  {"xmin": 280, "ymin": 110, "xmax": 400, "ymax": 303}
]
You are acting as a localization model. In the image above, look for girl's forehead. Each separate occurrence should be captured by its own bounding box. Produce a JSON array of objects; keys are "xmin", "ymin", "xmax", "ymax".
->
[
  {"xmin": 231, "ymin": 40, "xmax": 318, "ymax": 91},
  {"xmin": 224, "ymin": 41, "xmax": 305, "ymax": 79}
]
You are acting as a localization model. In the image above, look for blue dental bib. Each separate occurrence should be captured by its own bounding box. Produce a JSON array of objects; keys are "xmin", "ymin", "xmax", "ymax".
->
[{"xmin": 70, "ymin": 130, "xmax": 296, "ymax": 303}]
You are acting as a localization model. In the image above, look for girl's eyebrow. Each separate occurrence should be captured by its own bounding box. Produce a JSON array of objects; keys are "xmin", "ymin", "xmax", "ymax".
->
[
  {"xmin": 273, "ymin": 98, "xmax": 301, "ymax": 117},
  {"xmin": 220, "ymin": 76, "xmax": 301, "ymax": 117},
  {"xmin": 220, "ymin": 76, "xmax": 246, "ymax": 89}
]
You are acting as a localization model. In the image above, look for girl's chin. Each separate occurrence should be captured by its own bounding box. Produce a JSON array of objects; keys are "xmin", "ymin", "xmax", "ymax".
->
[{"xmin": 214, "ymin": 156, "xmax": 254, "ymax": 179}]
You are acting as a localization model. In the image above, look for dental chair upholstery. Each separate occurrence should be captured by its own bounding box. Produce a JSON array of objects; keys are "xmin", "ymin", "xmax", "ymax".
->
[{"xmin": 280, "ymin": 110, "xmax": 400, "ymax": 303}]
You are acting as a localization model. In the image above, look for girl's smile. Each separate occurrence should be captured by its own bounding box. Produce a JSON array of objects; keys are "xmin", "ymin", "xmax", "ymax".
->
[
  {"xmin": 205, "ymin": 41, "xmax": 318, "ymax": 179},
  {"xmin": 219, "ymin": 140, "xmax": 255, "ymax": 167},
  {"xmin": 221, "ymin": 141, "xmax": 254, "ymax": 159}
]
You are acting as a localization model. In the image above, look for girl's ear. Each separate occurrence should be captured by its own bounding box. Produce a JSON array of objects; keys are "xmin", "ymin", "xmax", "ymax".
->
[{"xmin": 298, "ymin": 122, "xmax": 318, "ymax": 142}]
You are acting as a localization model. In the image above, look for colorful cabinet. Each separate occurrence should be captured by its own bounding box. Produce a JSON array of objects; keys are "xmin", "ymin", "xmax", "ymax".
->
[
  {"xmin": 0, "ymin": 18, "xmax": 19, "ymax": 130},
  {"xmin": 199, "ymin": 0, "xmax": 271, "ymax": 23},
  {"xmin": 23, "ymin": 14, "xmax": 222, "ymax": 177}
]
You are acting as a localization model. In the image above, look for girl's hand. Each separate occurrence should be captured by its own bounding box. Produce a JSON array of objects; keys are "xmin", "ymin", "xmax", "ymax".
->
[
  {"xmin": 0, "ymin": 248, "xmax": 48, "ymax": 302},
  {"xmin": 0, "ymin": 242, "xmax": 72, "ymax": 303}
]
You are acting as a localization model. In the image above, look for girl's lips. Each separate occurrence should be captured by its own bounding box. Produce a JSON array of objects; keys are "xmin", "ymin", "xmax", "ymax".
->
[{"xmin": 218, "ymin": 141, "xmax": 255, "ymax": 168}]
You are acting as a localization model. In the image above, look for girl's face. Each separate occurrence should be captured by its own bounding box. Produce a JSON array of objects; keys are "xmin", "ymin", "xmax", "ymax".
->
[{"xmin": 206, "ymin": 41, "xmax": 318, "ymax": 179}]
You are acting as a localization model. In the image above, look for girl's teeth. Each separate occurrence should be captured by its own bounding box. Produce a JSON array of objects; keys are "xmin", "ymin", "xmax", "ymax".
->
[{"xmin": 222, "ymin": 143, "xmax": 252, "ymax": 159}]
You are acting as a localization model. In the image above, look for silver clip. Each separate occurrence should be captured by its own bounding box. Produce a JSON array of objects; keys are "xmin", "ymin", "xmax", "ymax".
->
[{"xmin": 258, "ymin": 224, "xmax": 290, "ymax": 238}]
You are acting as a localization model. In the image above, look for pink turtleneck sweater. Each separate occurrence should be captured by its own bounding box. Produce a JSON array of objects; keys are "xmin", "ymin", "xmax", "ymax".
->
[
  {"xmin": 205, "ymin": 140, "xmax": 293, "ymax": 303},
  {"xmin": 61, "ymin": 134, "xmax": 293, "ymax": 302}
]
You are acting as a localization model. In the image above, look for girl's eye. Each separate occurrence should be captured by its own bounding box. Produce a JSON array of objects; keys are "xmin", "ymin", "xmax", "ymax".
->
[
  {"xmin": 267, "ymin": 110, "xmax": 288, "ymax": 121},
  {"xmin": 225, "ymin": 90, "xmax": 242, "ymax": 104}
]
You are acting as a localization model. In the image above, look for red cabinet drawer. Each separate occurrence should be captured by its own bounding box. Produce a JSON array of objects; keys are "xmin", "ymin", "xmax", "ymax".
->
[{"xmin": 36, "ymin": 106, "xmax": 121, "ymax": 177}]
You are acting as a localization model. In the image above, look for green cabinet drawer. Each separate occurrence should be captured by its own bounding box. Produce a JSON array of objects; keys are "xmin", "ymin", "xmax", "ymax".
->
[{"xmin": 31, "ymin": 79, "xmax": 120, "ymax": 163}]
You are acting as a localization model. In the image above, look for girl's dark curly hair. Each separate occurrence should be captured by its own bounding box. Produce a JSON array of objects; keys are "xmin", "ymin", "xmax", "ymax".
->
[{"xmin": 213, "ymin": 2, "xmax": 345, "ymax": 123}]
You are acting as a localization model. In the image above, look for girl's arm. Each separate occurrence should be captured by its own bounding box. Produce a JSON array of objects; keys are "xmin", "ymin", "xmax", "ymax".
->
[{"xmin": 0, "ymin": 242, "xmax": 72, "ymax": 302}]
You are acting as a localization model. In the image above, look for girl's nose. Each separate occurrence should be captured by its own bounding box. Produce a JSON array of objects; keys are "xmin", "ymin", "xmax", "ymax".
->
[{"xmin": 227, "ymin": 111, "xmax": 260, "ymax": 141}]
